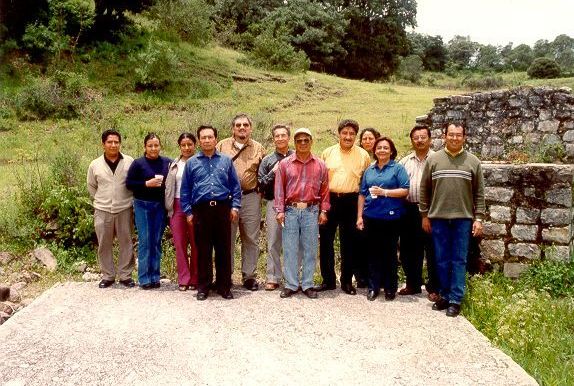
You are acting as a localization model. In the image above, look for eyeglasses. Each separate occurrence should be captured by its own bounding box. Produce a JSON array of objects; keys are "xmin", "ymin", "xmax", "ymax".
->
[
  {"xmin": 235, "ymin": 123, "xmax": 250, "ymax": 128},
  {"xmin": 295, "ymin": 138, "xmax": 310, "ymax": 144}
]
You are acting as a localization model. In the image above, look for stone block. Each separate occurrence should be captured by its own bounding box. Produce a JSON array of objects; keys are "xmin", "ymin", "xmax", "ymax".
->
[
  {"xmin": 483, "ymin": 165, "xmax": 510, "ymax": 184},
  {"xmin": 540, "ymin": 208, "xmax": 571, "ymax": 226},
  {"xmin": 511, "ymin": 135, "xmax": 524, "ymax": 144},
  {"xmin": 528, "ymin": 95, "xmax": 543, "ymax": 107},
  {"xmin": 489, "ymin": 205, "xmax": 512, "ymax": 223},
  {"xmin": 525, "ymin": 132, "xmax": 541, "ymax": 144},
  {"xmin": 542, "ymin": 134, "xmax": 561, "ymax": 145},
  {"xmin": 545, "ymin": 188, "xmax": 573, "ymax": 207},
  {"xmin": 446, "ymin": 110, "xmax": 464, "ymax": 120},
  {"xmin": 32, "ymin": 247, "xmax": 57, "ymax": 271},
  {"xmin": 508, "ymin": 243, "xmax": 541, "ymax": 259},
  {"xmin": 566, "ymin": 144, "xmax": 574, "ymax": 158},
  {"xmin": 520, "ymin": 121, "xmax": 535, "ymax": 132},
  {"xmin": 485, "ymin": 187, "xmax": 514, "ymax": 203},
  {"xmin": 538, "ymin": 119, "xmax": 559, "ymax": 133},
  {"xmin": 563, "ymin": 130, "xmax": 574, "ymax": 142},
  {"xmin": 516, "ymin": 207, "xmax": 539, "ymax": 224},
  {"xmin": 508, "ymin": 97, "xmax": 524, "ymax": 108},
  {"xmin": 524, "ymin": 188, "xmax": 536, "ymax": 198},
  {"xmin": 539, "ymin": 109, "xmax": 552, "ymax": 121},
  {"xmin": 541, "ymin": 227, "xmax": 571, "ymax": 244},
  {"xmin": 451, "ymin": 95, "xmax": 472, "ymax": 104},
  {"xmin": 483, "ymin": 222, "xmax": 507, "ymax": 237},
  {"xmin": 503, "ymin": 262, "xmax": 529, "ymax": 279},
  {"xmin": 545, "ymin": 246, "xmax": 571, "ymax": 261},
  {"xmin": 481, "ymin": 240, "xmax": 505, "ymax": 262},
  {"xmin": 564, "ymin": 120, "xmax": 574, "ymax": 130},
  {"xmin": 511, "ymin": 225, "xmax": 538, "ymax": 241}
]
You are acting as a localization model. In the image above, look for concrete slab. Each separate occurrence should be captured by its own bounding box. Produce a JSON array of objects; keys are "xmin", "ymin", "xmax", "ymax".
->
[{"xmin": 0, "ymin": 282, "xmax": 537, "ymax": 385}]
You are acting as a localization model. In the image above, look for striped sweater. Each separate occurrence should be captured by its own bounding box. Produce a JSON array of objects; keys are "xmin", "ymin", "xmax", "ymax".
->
[{"xmin": 419, "ymin": 149, "xmax": 485, "ymax": 220}]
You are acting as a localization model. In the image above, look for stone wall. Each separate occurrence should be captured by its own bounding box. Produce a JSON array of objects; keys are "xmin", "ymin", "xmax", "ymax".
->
[
  {"xmin": 415, "ymin": 87, "xmax": 574, "ymax": 163},
  {"xmin": 481, "ymin": 163, "xmax": 573, "ymax": 269}
]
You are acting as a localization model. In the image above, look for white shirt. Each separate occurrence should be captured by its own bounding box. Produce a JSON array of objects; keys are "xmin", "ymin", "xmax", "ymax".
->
[
  {"xmin": 174, "ymin": 159, "xmax": 186, "ymax": 199},
  {"xmin": 399, "ymin": 149, "xmax": 434, "ymax": 203}
]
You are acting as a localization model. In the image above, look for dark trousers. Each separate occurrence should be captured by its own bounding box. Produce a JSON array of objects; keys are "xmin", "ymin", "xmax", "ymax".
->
[
  {"xmin": 399, "ymin": 202, "xmax": 439, "ymax": 293},
  {"xmin": 192, "ymin": 200, "xmax": 232, "ymax": 294},
  {"xmin": 319, "ymin": 192, "xmax": 359, "ymax": 286},
  {"xmin": 364, "ymin": 216, "xmax": 400, "ymax": 293}
]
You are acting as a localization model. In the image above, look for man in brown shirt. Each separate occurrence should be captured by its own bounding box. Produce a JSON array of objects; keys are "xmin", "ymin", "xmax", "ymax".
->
[{"xmin": 216, "ymin": 113, "xmax": 265, "ymax": 290}]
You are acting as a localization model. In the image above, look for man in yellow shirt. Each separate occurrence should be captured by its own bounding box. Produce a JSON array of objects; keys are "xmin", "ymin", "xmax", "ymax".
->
[{"xmin": 317, "ymin": 119, "xmax": 371, "ymax": 294}]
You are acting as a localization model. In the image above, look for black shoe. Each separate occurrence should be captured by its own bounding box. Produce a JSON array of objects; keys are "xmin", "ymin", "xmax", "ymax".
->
[
  {"xmin": 243, "ymin": 278, "xmax": 259, "ymax": 291},
  {"xmin": 314, "ymin": 283, "xmax": 336, "ymax": 292},
  {"xmin": 140, "ymin": 283, "xmax": 152, "ymax": 290},
  {"xmin": 218, "ymin": 290, "xmax": 234, "ymax": 300},
  {"xmin": 151, "ymin": 282, "xmax": 161, "ymax": 289},
  {"xmin": 432, "ymin": 298, "xmax": 450, "ymax": 311},
  {"xmin": 99, "ymin": 280, "xmax": 114, "ymax": 288},
  {"xmin": 356, "ymin": 280, "xmax": 368, "ymax": 289},
  {"xmin": 384, "ymin": 291, "xmax": 396, "ymax": 301},
  {"xmin": 197, "ymin": 292, "xmax": 208, "ymax": 301},
  {"xmin": 341, "ymin": 283, "xmax": 357, "ymax": 295},
  {"xmin": 280, "ymin": 288, "xmax": 297, "ymax": 298},
  {"xmin": 367, "ymin": 290, "xmax": 379, "ymax": 301},
  {"xmin": 119, "ymin": 279, "xmax": 135, "ymax": 288},
  {"xmin": 446, "ymin": 303, "xmax": 461, "ymax": 317},
  {"xmin": 303, "ymin": 288, "xmax": 318, "ymax": 299}
]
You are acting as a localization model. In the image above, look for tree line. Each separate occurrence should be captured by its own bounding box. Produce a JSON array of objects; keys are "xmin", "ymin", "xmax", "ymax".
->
[{"xmin": 1, "ymin": 0, "xmax": 572, "ymax": 81}]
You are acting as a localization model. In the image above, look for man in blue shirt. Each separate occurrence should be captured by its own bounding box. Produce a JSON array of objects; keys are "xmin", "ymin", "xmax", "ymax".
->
[{"xmin": 180, "ymin": 125, "xmax": 242, "ymax": 301}]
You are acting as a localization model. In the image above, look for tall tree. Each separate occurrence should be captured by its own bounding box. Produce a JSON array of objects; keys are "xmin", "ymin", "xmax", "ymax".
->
[
  {"xmin": 551, "ymin": 34, "xmax": 574, "ymax": 70},
  {"xmin": 447, "ymin": 35, "xmax": 478, "ymax": 70},
  {"xmin": 506, "ymin": 44, "xmax": 534, "ymax": 71},
  {"xmin": 91, "ymin": 0, "xmax": 152, "ymax": 41},
  {"xmin": 533, "ymin": 39, "xmax": 552, "ymax": 59},
  {"xmin": 474, "ymin": 44, "xmax": 502, "ymax": 72}
]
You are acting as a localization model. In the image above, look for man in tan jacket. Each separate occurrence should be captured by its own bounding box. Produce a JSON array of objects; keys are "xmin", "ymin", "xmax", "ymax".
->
[{"xmin": 87, "ymin": 129, "xmax": 135, "ymax": 288}]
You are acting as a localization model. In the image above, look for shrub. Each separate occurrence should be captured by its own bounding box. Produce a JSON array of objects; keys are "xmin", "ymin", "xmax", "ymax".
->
[
  {"xmin": 248, "ymin": 26, "xmax": 309, "ymax": 72},
  {"xmin": 527, "ymin": 57, "xmax": 561, "ymax": 79},
  {"xmin": 133, "ymin": 40, "xmax": 179, "ymax": 90},
  {"xmin": 397, "ymin": 55, "xmax": 423, "ymax": 83},
  {"xmin": 518, "ymin": 258, "xmax": 574, "ymax": 297},
  {"xmin": 461, "ymin": 74, "xmax": 504, "ymax": 90},
  {"xmin": 14, "ymin": 71, "xmax": 91, "ymax": 120},
  {"xmin": 149, "ymin": 0, "xmax": 213, "ymax": 46}
]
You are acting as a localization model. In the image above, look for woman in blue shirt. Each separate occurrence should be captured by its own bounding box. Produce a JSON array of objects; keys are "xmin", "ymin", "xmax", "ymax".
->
[
  {"xmin": 357, "ymin": 136, "xmax": 409, "ymax": 301},
  {"xmin": 126, "ymin": 133, "xmax": 172, "ymax": 289}
]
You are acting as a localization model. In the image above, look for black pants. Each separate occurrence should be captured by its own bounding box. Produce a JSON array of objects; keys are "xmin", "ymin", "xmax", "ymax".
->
[
  {"xmin": 364, "ymin": 216, "xmax": 400, "ymax": 293},
  {"xmin": 192, "ymin": 200, "xmax": 232, "ymax": 293},
  {"xmin": 399, "ymin": 202, "xmax": 438, "ymax": 293},
  {"xmin": 319, "ymin": 192, "xmax": 359, "ymax": 286}
]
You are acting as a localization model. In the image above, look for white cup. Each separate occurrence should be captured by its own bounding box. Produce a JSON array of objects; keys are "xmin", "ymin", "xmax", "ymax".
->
[
  {"xmin": 155, "ymin": 174, "xmax": 164, "ymax": 183},
  {"xmin": 368, "ymin": 186, "xmax": 377, "ymax": 199}
]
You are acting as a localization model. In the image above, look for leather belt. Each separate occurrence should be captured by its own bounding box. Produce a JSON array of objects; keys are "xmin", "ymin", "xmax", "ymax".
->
[
  {"xmin": 242, "ymin": 188, "xmax": 257, "ymax": 195},
  {"xmin": 330, "ymin": 192, "xmax": 358, "ymax": 198},
  {"xmin": 288, "ymin": 201, "xmax": 318, "ymax": 209}
]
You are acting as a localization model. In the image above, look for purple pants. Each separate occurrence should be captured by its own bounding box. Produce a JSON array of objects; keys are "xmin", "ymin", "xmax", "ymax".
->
[{"xmin": 170, "ymin": 199, "xmax": 198, "ymax": 286}]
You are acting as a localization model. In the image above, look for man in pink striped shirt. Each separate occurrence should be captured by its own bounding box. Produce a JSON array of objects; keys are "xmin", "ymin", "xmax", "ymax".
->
[{"xmin": 274, "ymin": 128, "xmax": 330, "ymax": 299}]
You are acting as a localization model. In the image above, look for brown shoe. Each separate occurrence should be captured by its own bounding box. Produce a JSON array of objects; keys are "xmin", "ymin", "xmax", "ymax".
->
[
  {"xmin": 398, "ymin": 287, "xmax": 422, "ymax": 295},
  {"xmin": 265, "ymin": 282, "xmax": 279, "ymax": 291},
  {"xmin": 427, "ymin": 292, "xmax": 440, "ymax": 302}
]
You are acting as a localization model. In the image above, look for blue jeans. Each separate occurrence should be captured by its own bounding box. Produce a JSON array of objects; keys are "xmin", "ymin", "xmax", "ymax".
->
[
  {"xmin": 282, "ymin": 205, "xmax": 319, "ymax": 291},
  {"xmin": 134, "ymin": 199, "xmax": 166, "ymax": 286},
  {"xmin": 431, "ymin": 218, "xmax": 472, "ymax": 305}
]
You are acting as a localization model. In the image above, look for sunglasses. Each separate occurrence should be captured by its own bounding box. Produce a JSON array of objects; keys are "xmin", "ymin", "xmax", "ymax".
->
[
  {"xmin": 234, "ymin": 123, "xmax": 250, "ymax": 128},
  {"xmin": 295, "ymin": 138, "xmax": 310, "ymax": 144}
]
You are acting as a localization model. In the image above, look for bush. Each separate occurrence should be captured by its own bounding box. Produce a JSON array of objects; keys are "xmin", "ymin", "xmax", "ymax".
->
[
  {"xmin": 527, "ymin": 57, "xmax": 561, "ymax": 79},
  {"xmin": 461, "ymin": 74, "xmax": 504, "ymax": 90},
  {"xmin": 397, "ymin": 55, "xmax": 423, "ymax": 83},
  {"xmin": 248, "ymin": 27, "xmax": 309, "ymax": 72},
  {"xmin": 518, "ymin": 257, "xmax": 574, "ymax": 297},
  {"xmin": 149, "ymin": 0, "xmax": 213, "ymax": 46},
  {"xmin": 14, "ymin": 71, "xmax": 91, "ymax": 120},
  {"xmin": 133, "ymin": 40, "xmax": 179, "ymax": 90}
]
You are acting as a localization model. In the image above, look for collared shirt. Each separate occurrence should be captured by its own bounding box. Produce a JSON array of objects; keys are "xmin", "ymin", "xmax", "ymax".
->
[
  {"xmin": 104, "ymin": 153, "xmax": 123, "ymax": 174},
  {"xmin": 360, "ymin": 160, "xmax": 409, "ymax": 220},
  {"xmin": 180, "ymin": 151, "xmax": 242, "ymax": 216},
  {"xmin": 399, "ymin": 149, "xmax": 434, "ymax": 203},
  {"xmin": 274, "ymin": 153, "xmax": 330, "ymax": 213},
  {"xmin": 258, "ymin": 149, "xmax": 294, "ymax": 201},
  {"xmin": 216, "ymin": 137, "xmax": 265, "ymax": 191},
  {"xmin": 87, "ymin": 153, "xmax": 134, "ymax": 214},
  {"xmin": 321, "ymin": 144, "xmax": 371, "ymax": 193}
]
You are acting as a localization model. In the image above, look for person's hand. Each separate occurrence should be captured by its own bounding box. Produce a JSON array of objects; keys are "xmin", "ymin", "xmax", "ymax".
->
[
  {"xmin": 356, "ymin": 216, "xmax": 364, "ymax": 231},
  {"xmin": 186, "ymin": 215, "xmax": 193, "ymax": 225},
  {"xmin": 145, "ymin": 176, "xmax": 163, "ymax": 188},
  {"xmin": 318, "ymin": 211, "xmax": 328, "ymax": 225},
  {"xmin": 472, "ymin": 220, "xmax": 483, "ymax": 237},
  {"xmin": 230, "ymin": 208, "xmax": 239, "ymax": 223},
  {"xmin": 369, "ymin": 186, "xmax": 385, "ymax": 197},
  {"xmin": 276, "ymin": 212, "xmax": 285, "ymax": 227},
  {"xmin": 422, "ymin": 217, "xmax": 432, "ymax": 233}
]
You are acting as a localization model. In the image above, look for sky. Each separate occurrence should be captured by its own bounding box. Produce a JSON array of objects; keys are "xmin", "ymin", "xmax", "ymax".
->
[{"xmin": 413, "ymin": 0, "xmax": 574, "ymax": 47}]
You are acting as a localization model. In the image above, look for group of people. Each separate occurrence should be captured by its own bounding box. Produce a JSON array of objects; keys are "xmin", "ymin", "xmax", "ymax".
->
[{"xmin": 87, "ymin": 113, "xmax": 484, "ymax": 317}]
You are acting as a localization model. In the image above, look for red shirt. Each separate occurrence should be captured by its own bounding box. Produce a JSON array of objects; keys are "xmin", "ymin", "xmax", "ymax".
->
[{"xmin": 274, "ymin": 153, "xmax": 330, "ymax": 213}]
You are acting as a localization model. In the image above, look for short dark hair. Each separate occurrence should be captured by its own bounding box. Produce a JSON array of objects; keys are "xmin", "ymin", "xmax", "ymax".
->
[
  {"xmin": 178, "ymin": 132, "xmax": 197, "ymax": 145},
  {"xmin": 271, "ymin": 124, "xmax": 290, "ymax": 137},
  {"xmin": 359, "ymin": 127, "xmax": 380, "ymax": 148},
  {"xmin": 409, "ymin": 126, "xmax": 431, "ymax": 139},
  {"xmin": 444, "ymin": 122, "xmax": 466, "ymax": 136},
  {"xmin": 197, "ymin": 125, "xmax": 217, "ymax": 139},
  {"xmin": 372, "ymin": 136, "xmax": 398, "ymax": 160},
  {"xmin": 102, "ymin": 129, "xmax": 121, "ymax": 143},
  {"xmin": 231, "ymin": 113, "xmax": 252, "ymax": 127},
  {"xmin": 337, "ymin": 119, "xmax": 359, "ymax": 134},
  {"xmin": 144, "ymin": 132, "xmax": 161, "ymax": 146}
]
